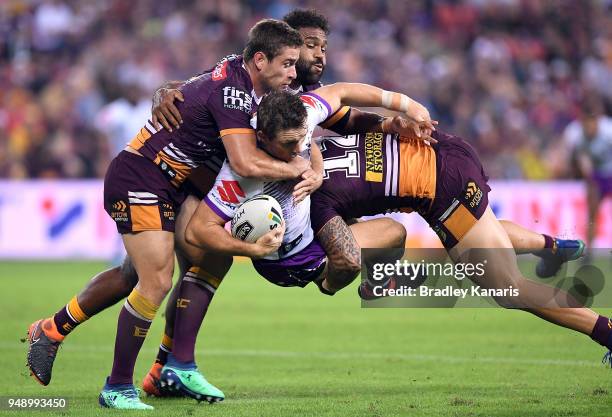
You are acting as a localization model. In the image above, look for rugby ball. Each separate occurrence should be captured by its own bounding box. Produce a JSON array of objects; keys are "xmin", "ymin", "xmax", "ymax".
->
[{"xmin": 230, "ymin": 195, "xmax": 284, "ymax": 243}]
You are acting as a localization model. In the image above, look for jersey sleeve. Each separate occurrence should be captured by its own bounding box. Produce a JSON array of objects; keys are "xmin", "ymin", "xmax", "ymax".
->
[
  {"xmin": 207, "ymin": 81, "xmax": 255, "ymax": 139},
  {"xmin": 203, "ymin": 162, "xmax": 246, "ymax": 222},
  {"xmin": 320, "ymin": 106, "xmax": 351, "ymax": 131},
  {"xmin": 300, "ymin": 92, "xmax": 332, "ymax": 129}
]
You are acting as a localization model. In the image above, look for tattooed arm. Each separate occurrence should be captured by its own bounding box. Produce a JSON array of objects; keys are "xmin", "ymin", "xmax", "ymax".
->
[{"xmin": 316, "ymin": 216, "xmax": 362, "ymax": 294}]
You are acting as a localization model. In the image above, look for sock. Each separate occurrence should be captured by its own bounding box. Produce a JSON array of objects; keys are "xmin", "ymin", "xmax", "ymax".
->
[
  {"xmin": 51, "ymin": 296, "xmax": 90, "ymax": 338},
  {"xmin": 108, "ymin": 289, "xmax": 159, "ymax": 385},
  {"xmin": 155, "ymin": 333, "xmax": 173, "ymax": 366},
  {"xmin": 171, "ymin": 267, "xmax": 219, "ymax": 364},
  {"xmin": 590, "ymin": 315, "xmax": 612, "ymax": 349},
  {"xmin": 542, "ymin": 234, "xmax": 556, "ymax": 250}
]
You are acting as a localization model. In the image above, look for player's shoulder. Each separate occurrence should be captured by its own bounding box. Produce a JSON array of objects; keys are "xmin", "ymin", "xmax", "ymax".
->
[
  {"xmin": 299, "ymin": 91, "xmax": 331, "ymax": 114},
  {"xmin": 301, "ymin": 82, "xmax": 324, "ymax": 92},
  {"xmin": 209, "ymin": 55, "xmax": 250, "ymax": 88}
]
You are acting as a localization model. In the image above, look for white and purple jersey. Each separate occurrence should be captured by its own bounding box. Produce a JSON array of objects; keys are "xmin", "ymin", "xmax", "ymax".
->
[{"xmin": 203, "ymin": 92, "xmax": 331, "ymax": 261}]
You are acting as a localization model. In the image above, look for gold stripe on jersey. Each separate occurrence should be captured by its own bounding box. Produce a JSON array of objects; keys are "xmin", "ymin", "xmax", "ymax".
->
[
  {"xmin": 128, "ymin": 127, "xmax": 153, "ymax": 151},
  {"xmin": 219, "ymin": 128, "xmax": 255, "ymax": 137},
  {"xmin": 398, "ymin": 136, "xmax": 436, "ymax": 200},
  {"xmin": 320, "ymin": 106, "xmax": 350, "ymax": 129}
]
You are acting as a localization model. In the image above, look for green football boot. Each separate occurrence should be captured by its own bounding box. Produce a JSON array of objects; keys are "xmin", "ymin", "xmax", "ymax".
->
[{"xmin": 99, "ymin": 377, "xmax": 154, "ymax": 410}]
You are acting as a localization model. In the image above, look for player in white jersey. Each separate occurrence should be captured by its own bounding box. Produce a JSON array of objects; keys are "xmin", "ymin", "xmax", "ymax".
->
[
  {"xmin": 563, "ymin": 98, "xmax": 612, "ymax": 251},
  {"xmin": 185, "ymin": 85, "xmax": 436, "ymax": 285}
]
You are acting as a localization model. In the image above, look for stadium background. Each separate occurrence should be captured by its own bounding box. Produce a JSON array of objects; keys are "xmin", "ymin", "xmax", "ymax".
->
[
  {"xmin": 0, "ymin": 0, "xmax": 611, "ymax": 258},
  {"xmin": 0, "ymin": 2, "xmax": 611, "ymax": 416}
]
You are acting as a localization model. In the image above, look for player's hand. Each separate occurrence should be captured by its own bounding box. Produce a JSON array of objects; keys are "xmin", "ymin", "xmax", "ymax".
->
[
  {"xmin": 293, "ymin": 168, "xmax": 323, "ymax": 205},
  {"xmin": 251, "ymin": 221, "xmax": 285, "ymax": 259},
  {"xmin": 152, "ymin": 88, "xmax": 184, "ymax": 132},
  {"xmin": 288, "ymin": 155, "xmax": 311, "ymax": 177},
  {"xmin": 387, "ymin": 116, "xmax": 438, "ymax": 143},
  {"xmin": 403, "ymin": 101, "xmax": 438, "ymax": 139}
]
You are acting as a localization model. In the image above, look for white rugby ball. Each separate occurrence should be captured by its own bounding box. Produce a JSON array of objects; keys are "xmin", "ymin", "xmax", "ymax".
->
[{"xmin": 230, "ymin": 195, "xmax": 284, "ymax": 243}]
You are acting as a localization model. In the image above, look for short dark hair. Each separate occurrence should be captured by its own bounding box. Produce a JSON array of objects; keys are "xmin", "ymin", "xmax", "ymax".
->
[
  {"xmin": 257, "ymin": 90, "xmax": 307, "ymax": 140},
  {"xmin": 243, "ymin": 19, "xmax": 303, "ymax": 62},
  {"xmin": 283, "ymin": 9, "xmax": 330, "ymax": 34}
]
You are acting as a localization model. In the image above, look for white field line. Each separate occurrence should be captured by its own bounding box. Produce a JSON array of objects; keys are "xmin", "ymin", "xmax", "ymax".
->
[{"xmin": 4, "ymin": 342, "xmax": 603, "ymax": 368}]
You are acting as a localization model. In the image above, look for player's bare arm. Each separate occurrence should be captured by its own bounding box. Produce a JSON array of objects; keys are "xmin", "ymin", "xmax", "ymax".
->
[
  {"xmin": 316, "ymin": 216, "xmax": 361, "ymax": 294},
  {"xmin": 222, "ymin": 132, "xmax": 310, "ymax": 180},
  {"xmin": 185, "ymin": 201, "xmax": 284, "ymax": 259},
  {"xmin": 151, "ymin": 80, "xmax": 186, "ymax": 131},
  {"xmin": 313, "ymin": 83, "xmax": 438, "ymax": 139}
]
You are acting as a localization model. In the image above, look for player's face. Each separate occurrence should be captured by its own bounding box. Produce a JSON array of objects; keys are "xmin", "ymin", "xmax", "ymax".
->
[
  {"xmin": 260, "ymin": 47, "xmax": 300, "ymax": 91},
  {"xmin": 258, "ymin": 125, "xmax": 307, "ymax": 162},
  {"xmin": 296, "ymin": 27, "xmax": 327, "ymax": 85}
]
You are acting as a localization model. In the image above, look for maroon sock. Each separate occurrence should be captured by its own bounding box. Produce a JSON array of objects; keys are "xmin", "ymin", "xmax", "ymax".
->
[
  {"xmin": 542, "ymin": 234, "xmax": 555, "ymax": 250},
  {"xmin": 108, "ymin": 290, "xmax": 158, "ymax": 385},
  {"xmin": 52, "ymin": 296, "xmax": 89, "ymax": 337},
  {"xmin": 171, "ymin": 279, "xmax": 215, "ymax": 364},
  {"xmin": 590, "ymin": 315, "xmax": 612, "ymax": 349}
]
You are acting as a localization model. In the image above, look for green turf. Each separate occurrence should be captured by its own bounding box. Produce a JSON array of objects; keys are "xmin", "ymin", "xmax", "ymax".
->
[{"xmin": 1, "ymin": 261, "xmax": 610, "ymax": 416}]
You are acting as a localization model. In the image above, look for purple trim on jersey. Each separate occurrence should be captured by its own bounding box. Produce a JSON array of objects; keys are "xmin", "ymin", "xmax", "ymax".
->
[
  {"xmin": 204, "ymin": 196, "xmax": 232, "ymax": 222},
  {"xmin": 302, "ymin": 92, "xmax": 332, "ymax": 117}
]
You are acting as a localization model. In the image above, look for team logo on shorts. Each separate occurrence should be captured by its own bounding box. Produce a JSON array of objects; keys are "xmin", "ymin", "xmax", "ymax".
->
[
  {"xmin": 162, "ymin": 203, "xmax": 175, "ymax": 221},
  {"xmin": 463, "ymin": 180, "xmax": 483, "ymax": 210},
  {"xmin": 234, "ymin": 221, "xmax": 254, "ymax": 241},
  {"xmin": 110, "ymin": 200, "xmax": 129, "ymax": 223}
]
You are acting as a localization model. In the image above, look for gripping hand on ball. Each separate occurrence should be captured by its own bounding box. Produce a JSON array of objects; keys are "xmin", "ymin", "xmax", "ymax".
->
[{"xmin": 252, "ymin": 221, "xmax": 285, "ymax": 259}]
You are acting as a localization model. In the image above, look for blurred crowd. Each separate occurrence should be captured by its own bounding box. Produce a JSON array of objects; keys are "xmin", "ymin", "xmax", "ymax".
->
[{"xmin": 1, "ymin": 0, "xmax": 610, "ymax": 179}]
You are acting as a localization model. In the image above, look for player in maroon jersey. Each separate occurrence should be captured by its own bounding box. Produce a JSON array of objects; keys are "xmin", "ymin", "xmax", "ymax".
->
[{"xmin": 308, "ymin": 129, "xmax": 610, "ymax": 365}]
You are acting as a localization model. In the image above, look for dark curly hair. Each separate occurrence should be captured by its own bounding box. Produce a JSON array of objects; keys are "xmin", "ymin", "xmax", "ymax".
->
[{"xmin": 283, "ymin": 9, "xmax": 330, "ymax": 34}]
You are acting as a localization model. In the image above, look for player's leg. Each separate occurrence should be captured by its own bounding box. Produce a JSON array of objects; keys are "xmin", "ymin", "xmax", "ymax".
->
[
  {"xmin": 99, "ymin": 230, "xmax": 174, "ymax": 410},
  {"xmin": 144, "ymin": 195, "xmax": 230, "ymax": 401},
  {"xmin": 585, "ymin": 179, "xmax": 601, "ymax": 251},
  {"xmin": 26, "ymin": 257, "xmax": 139, "ymax": 386},
  {"xmin": 450, "ymin": 207, "xmax": 611, "ymax": 353},
  {"xmin": 499, "ymin": 219, "xmax": 584, "ymax": 277},
  {"xmin": 349, "ymin": 218, "xmax": 411, "ymax": 299}
]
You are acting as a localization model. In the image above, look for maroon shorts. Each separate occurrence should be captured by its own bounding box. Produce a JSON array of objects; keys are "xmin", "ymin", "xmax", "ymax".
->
[
  {"xmin": 104, "ymin": 151, "xmax": 190, "ymax": 234},
  {"xmin": 425, "ymin": 132, "xmax": 491, "ymax": 249}
]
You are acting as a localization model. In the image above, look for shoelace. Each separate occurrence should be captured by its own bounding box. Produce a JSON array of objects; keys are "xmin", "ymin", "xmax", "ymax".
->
[{"xmin": 602, "ymin": 350, "xmax": 612, "ymax": 368}]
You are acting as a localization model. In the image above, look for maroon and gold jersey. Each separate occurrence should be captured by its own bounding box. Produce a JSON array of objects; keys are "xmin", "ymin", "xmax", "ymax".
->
[
  {"xmin": 311, "ymin": 132, "xmax": 436, "ymax": 233},
  {"xmin": 129, "ymin": 55, "xmax": 258, "ymax": 187},
  {"xmin": 311, "ymin": 131, "xmax": 492, "ymax": 249}
]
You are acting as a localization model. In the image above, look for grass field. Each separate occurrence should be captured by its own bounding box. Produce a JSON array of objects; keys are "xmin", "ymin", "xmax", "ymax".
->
[{"xmin": 1, "ymin": 261, "xmax": 611, "ymax": 416}]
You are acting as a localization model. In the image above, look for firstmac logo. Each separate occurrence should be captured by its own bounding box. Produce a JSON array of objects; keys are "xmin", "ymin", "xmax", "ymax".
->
[{"xmin": 223, "ymin": 87, "xmax": 252, "ymax": 113}]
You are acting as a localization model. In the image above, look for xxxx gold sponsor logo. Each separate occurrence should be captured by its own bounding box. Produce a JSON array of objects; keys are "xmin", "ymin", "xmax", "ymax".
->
[
  {"xmin": 465, "ymin": 181, "xmax": 483, "ymax": 209},
  {"xmin": 365, "ymin": 132, "xmax": 384, "ymax": 182},
  {"xmin": 133, "ymin": 326, "xmax": 149, "ymax": 338},
  {"xmin": 176, "ymin": 298, "xmax": 191, "ymax": 308}
]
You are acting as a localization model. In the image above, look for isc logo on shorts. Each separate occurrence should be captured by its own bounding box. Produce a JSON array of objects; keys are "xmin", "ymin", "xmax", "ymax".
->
[{"xmin": 223, "ymin": 86, "xmax": 252, "ymax": 113}]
